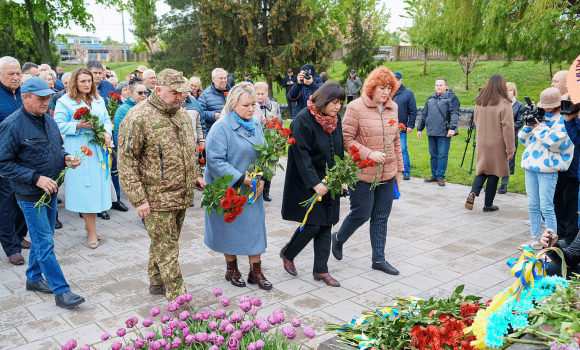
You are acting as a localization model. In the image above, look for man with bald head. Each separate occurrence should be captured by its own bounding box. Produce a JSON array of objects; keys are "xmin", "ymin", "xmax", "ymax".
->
[
  {"xmin": 39, "ymin": 64, "xmax": 50, "ymax": 72},
  {"xmin": 0, "ymin": 56, "xmax": 30, "ymax": 266},
  {"xmin": 552, "ymin": 70, "xmax": 569, "ymax": 100}
]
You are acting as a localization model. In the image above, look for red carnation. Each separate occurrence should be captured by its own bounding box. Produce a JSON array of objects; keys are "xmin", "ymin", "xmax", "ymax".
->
[
  {"xmin": 349, "ymin": 145, "xmax": 359, "ymax": 155},
  {"xmin": 73, "ymin": 111, "xmax": 82, "ymax": 120},
  {"xmin": 398, "ymin": 123, "xmax": 406, "ymax": 131},
  {"xmin": 198, "ymin": 147, "xmax": 205, "ymax": 153},
  {"xmin": 109, "ymin": 91, "xmax": 115, "ymax": 97},
  {"xmin": 368, "ymin": 159, "xmax": 375, "ymax": 167},
  {"xmin": 358, "ymin": 161, "xmax": 366, "ymax": 169},
  {"xmin": 224, "ymin": 212, "xmax": 236, "ymax": 223},
  {"xmin": 199, "ymin": 158, "xmax": 206, "ymax": 164},
  {"xmin": 274, "ymin": 122, "xmax": 283, "ymax": 130},
  {"xmin": 280, "ymin": 128, "xmax": 292, "ymax": 137},
  {"xmin": 232, "ymin": 206, "xmax": 243, "ymax": 216},
  {"xmin": 220, "ymin": 198, "xmax": 233, "ymax": 210},
  {"xmin": 351, "ymin": 153, "xmax": 361, "ymax": 162},
  {"xmin": 234, "ymin": 195, "xmax": 247, "ymax": 207},
  {"xmin": 387, "ymin": 119, "xmax": 397, "ymax": 126},
  {"xmin": 287, "ymin": 137, "xmax": 296, "ymax": 145},
  {"xmin": 79, "ymin": 107, "xmax": 91, "ymax": 116},
  {"xmin": 225, "ymin": 187, "xmax": 237, "ymax": 199},
  {"xmin": 81, "ymin": 145, "xmax": 93, "ymax": 157},
  {"xmin": 198, "ymin": 91, "xmax": 202, "ymax": 95},
  {"xmin": 49, "ymin": 109, "xmax": 54, "ymax": 116},
  {"xmin": 224, "ymin": 92, "xmax": 229, "ymax": 97}
]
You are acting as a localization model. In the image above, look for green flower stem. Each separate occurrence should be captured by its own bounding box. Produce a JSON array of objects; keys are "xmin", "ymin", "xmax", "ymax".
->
[
  {"xmin": 370, "ymin": 125, "xmax": 395, "ymax": 190},
  {"xmin": 500, "ymin": 337, "xmax": 549, "ymax": 345}
]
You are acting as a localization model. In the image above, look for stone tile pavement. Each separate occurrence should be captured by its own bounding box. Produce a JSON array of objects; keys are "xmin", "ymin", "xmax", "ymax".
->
[{"xmin": 0, "ymin": 162, "xmax": 533, "ymax": 350}]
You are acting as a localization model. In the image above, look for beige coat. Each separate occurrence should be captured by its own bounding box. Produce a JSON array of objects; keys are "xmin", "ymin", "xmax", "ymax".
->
[
  {"xmin": 474, "ymin": 100, "xmax": 516, "ymax": 177},
  {"xmin": 343, "ymin": 93, "xmax": 404, "ymax": 183}
]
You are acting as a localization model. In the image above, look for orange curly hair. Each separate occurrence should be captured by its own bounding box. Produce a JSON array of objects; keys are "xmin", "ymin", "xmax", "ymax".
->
[{"xmin": 362, "ymin": 66, "xmax": 398, "ymax": 99}]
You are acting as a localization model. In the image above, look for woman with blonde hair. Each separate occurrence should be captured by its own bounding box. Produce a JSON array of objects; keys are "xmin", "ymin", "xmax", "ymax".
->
[
  {"xmin": 204, "ymin": 82, "xmax": 272, "ymax": 290},
  {"xmin": 54, "ymin": 67, "xmax": 113, "ymax": 249}
]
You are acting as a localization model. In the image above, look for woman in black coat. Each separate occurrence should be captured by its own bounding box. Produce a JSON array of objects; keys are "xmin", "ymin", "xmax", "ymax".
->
[
  {"xmin": 499, "ymin": 82, "xmax": 526, "ymax": 193},
  {"xmin": 280, "ymin": 82, "xmax": 346, "ymax": 287}
]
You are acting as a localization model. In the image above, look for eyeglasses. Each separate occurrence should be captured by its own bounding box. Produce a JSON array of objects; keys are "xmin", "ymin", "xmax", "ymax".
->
[{"xmin": 131, "ymin": 89, "xmax": 147, "ymax": 96}]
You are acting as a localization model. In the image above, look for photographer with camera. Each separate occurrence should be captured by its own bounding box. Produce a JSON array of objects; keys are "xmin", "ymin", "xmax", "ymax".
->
[
  {"xmin": 517, "ymin": 87, "xmax": 573, "ymax": 250},
  {"xmin": 288, "ymin": 63, "xmax": 323, "ymax": 114}
]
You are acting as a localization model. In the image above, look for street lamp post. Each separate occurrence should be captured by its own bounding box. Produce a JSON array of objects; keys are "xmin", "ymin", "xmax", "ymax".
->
[{"xmin": 122, "ymin": 10, "xmax": 128, "ymax": 62}]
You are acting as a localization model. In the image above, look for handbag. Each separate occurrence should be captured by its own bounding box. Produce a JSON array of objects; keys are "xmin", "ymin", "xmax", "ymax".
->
[{"xmin": 435, "ymin": 102, "xmax": 459, "ymax": 136}]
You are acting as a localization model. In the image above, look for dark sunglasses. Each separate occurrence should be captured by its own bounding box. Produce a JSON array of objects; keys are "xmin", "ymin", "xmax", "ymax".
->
[{"xmin": 131, "ymin": 89, "xmax": 147, "ymax": 96}]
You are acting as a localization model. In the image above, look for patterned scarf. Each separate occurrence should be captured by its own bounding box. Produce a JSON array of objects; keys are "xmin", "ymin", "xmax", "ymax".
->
[{"xmin": 307, "ymin": 97, "xmax": 338, "ymax": 134}]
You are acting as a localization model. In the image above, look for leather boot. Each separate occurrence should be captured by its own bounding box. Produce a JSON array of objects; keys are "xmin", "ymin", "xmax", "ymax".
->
[
  {"xmin": 498, "ymin": 176, "xmax": 508, "ymax": 194},
  {"xmin": 225, "ymin": 259, "xmax": 246, "ymax": 287},
  {"xmin": 247, "ymin": 262, "xmax": 273, "ymax": 290}
]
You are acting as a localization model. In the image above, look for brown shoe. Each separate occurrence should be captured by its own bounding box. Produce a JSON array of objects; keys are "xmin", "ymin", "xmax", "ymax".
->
[
  {"xmin": 438, "ymin": 179, "xmax": 445, "ymax": 187},
  {"xmin": 149, "ymin": 284, "xmax": 166, "ymax": 295},
  {"xmin": 247, "ymin": 262, "xmax": 273, "ymax": 290},
  {"xmin": 424, "ymin": 176, "xmax": 437, "ymax": 183},
  {"xmin": 20, "ymin": 240, "xmax": 31, "ymax": 249},
  {"xmin": 313, "ymin": 272, "xmax": 340, "ymax": 287},
  {"xmin": 225, "ymin": 259, "xmax": 246, "ymax": 287},
  {"xmin": 9, "ymin": 253, "xmax": 25, "ymax": 265},
  {"xmin": 465, "ymin": 192, "xmax": 475, "ymax": 210},
  {"xmin": 280, "ymin": 249, "xmax": 297, "ymax": 276}
]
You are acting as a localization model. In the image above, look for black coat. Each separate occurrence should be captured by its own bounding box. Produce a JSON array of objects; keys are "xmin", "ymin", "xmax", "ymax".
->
[
  {"xmin": 508, "ymin": 100, "xmax": 527, "ymax": 175},
  {"xmin": 281, "ymin": 107, "xmax": 344, "ymax": 227}
]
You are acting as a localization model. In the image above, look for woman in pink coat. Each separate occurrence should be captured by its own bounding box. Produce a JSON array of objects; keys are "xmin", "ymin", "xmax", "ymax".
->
[{"xmin": 331, "ymin": 66, "xmax": 404, "ymax": 275}]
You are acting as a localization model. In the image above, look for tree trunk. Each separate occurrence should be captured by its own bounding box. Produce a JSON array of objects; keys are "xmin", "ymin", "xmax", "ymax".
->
[
  {"xmin": 423, "ymin": 46, "xmax": 429, "ymax": 75},
  {"xmin": 266, "ymin": 74, "xmax": 274, "ymax": 98},
  {"xmin": 466, "ymin": 72, "xmax": 469, "ymax": 90},
  {"xmin": 24, "ymin": 0, "xmax": 54, "ymax": 66},
  {"xmin": 549, "ymin": 62, "xmax": 553, "ymax": 77}
]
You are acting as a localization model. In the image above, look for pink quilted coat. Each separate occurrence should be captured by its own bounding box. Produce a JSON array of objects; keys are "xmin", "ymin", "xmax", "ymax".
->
[{"xmin": 342, "ymin": 93, "xmax": 404, "ymax": 183}]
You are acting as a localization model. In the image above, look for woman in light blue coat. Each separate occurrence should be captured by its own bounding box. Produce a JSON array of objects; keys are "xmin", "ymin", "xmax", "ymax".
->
[
  {"xmin": 204, "ymin": 82, "xmax": 272, "ymax": 290},
  {"xmin": 54, "ymin": 67, "xmax": 113, "ymax": 249}
]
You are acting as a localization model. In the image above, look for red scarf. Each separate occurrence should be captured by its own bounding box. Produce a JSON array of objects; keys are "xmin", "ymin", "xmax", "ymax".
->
[{"xmin": 307, "ymin": 97, "xmax": 338, "ymax": 134}]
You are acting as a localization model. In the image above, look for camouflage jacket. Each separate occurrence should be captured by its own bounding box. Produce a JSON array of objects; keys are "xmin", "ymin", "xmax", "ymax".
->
[{"xmin": 118, "ymin": 91, "xmax": 199, "ymax": 211}]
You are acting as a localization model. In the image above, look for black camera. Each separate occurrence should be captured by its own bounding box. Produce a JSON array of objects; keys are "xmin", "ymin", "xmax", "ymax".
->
[
  {"xmin": 523, "ymin": 96, "xmax": 545, "ymax": 126},
  {"xmin": 303, "ymin": 69, "xmax": 311, "ymax": 80},
  {"xmin": 561, "ymin": 100, "xmax": 580, "ymax": 115}
]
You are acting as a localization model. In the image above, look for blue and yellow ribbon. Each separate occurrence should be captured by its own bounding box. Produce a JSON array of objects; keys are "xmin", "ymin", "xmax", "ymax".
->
[
  {"xmin": 245, "ymin": 168, "xmax": 263, "ymax": 204},
  {"xmin": 299, "ymin": 177, "xmax": 328, "ymax": 231},
  {"xmin": 102, "ymin": 147, "xmax": 113, "ymax": 180},
  {"xmin": 354, "ymin": 332, "xmax": 376, "ymax": 350}
]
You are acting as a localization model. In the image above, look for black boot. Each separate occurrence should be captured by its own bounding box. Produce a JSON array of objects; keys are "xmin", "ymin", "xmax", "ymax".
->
[
  {"xmin": 55, "ymin": 211, "xmax": 62, "ymax": 230},
  {"xmin": 263, "ymin": 180, "xmax": 272, "ymax": 202},
  {"xmin": 111, "ymin": 201, "xmax": 129, "ymax": 211},
  {"xmin": 97, "ymin": 211, "xmax": 110, "ymax": 220},
  {"xmin": 498, "ymin": 176, "xmax": 508, "ymax": 194},
  {"xmin": 26, "ymin": 279, "xmax": 53, "ymax": 294},
  {"xmin": 55, "ymin": 291, "xmax": 85, "ymax": 308}
]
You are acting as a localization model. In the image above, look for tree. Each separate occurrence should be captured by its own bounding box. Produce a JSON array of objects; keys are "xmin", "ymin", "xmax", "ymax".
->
[
  {"xmin": 340, "ymin": 0, "xmax": 389, "ymax": 82},
  {"xmin": 102, "ymin": 36, "xmax": 121, "ymax": 46},
  {"xmin": 403, "ymin": 0, "xmax": 443, "ymax": 75},
  {"xmin": 128, "ymin": 0, "xmax": 159, "ymax": 54},
  {"xmin": 108, "ymin": 46, "xmax": 123, "ymax": 63},
  {"xmin": 71, "ymin": 42, "xmax": 88, "ymax": 65},
  {"xmin": 0, "ymin": 0, "xmax": 122, "ymax": 67}
]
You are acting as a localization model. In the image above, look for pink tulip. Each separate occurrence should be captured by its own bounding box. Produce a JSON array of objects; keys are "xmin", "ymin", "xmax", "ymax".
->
[
  {"xmin": 81, "ymin": 345, "xmax": 90, "ymax": 350},
  {"xmin": 214, "ymin": 309, "xmax": 226, "ymax": 319},
  {"xmin": 160, "ymin": 314, "xmax": 171, "ymax": 323},
  {"xmin": 150, "ymin": 307, "xmax": 161, "ymax": 317},
  {"xmin": 201, "ymin": 309, "xmax": 212, "ymax": 320},
  {"xmin": 239, "ymin": 295, "xmax": 251, "ymax": 303},
  {"xmin": 225, "ymin": 324, "xmax": 235, "ymax": 334},
  {"xmin": 184, "ymin": 293, "xmax": 193, "ymax": 302},
  {"xmin": 185, "ymin": 335, "xmax": 194, "ymax": 345},
  {"xmin": 220, "ymin": 296, "xmax": 230, "ymax": 307},
  {"xmin": 210, "ymin": 346, "xmax": 219, "ymax": 350},
  {"xmin": 171, "ymin": 338, "xmax": 182, "ymax": 348},
  {"xmin": 179, "ymin": 310, "xmax": 190, "ymax": 320},
  {"xmin": 229, "ymin": 312, "xmax": 243, "ymax": 323},
  {"xmin": 145, "ymin": 331, "xmax": 156, "ymax": 340},
  {"xmin": 249, "ymin": 308, "xmax": 257, "ymax": 316},
  {"xmin": 182, "ymin": 328, "xmax": 191, "ymax": 337},
  {"xmin": 251, "ymin": 298, "xmax": 262, "ymax": 307},
  {"xmin": 117, "ymin": 328, "xmax": 126, "ymax": 337},
  {"xmin": 220, "ymin": 319, "xmax": 231, "ymax": 332},
  {"xmin": 248, "ymin": 342, "xmax": 257, "ymax": 350},
  {"xmin": 134, "ymin": 339, "xmax": 146, "ymax": 349},
  {"xmin": 303, "ymin": 326, "xmax": 316, "ymax": 339},
  {"xmin": 213, "ymin": 288, "xmax": 223, "ymax": 297},
  {"xmin": 142, "ymin": 318, "xmax": 153, "ymax": 327},
  {"xmin": 256, "ymin": 340, "xmax": 265, "ymax": 349},
  {"xmin": 214, "ymin": 335, "xmax": 225, "ymax": 346},
  {"xmin": 178, "ymin": 321, "xmax": 187, "ymax": 330},
  {"xmin": 282, "ymin": 326, "xmax": 296, "ymax": 339},
  {"xmin": 209, "ymin": 321, "xmax": 218, "ymax": 330},
  {"xmin": 100, "ymin": 332, "xmax": 110, "ymax": 341},
  {"xmin": 149, "ymin": 341, "xmax": 161, "ymax": 350},
  {"xmin": 239, "ymin": 301, "xmax": 252, "ymax": 313},
  {"xmin": 232, "ymin": 330, "xmax": 243, "ymax": 340},
  {"xmin": 226, "ymin": 337, "xmax": 239, "ymax": 350},
  {"xmin": 111, "ymin": 343, "xmax": 123, "ymax": 350},
  {"xmin": 291, "ymin": 317, "xmax": 301, "ymax": 327},
  {"xmin": 169, "ymin": 318, "xmax": 179, "ymax": 328}
]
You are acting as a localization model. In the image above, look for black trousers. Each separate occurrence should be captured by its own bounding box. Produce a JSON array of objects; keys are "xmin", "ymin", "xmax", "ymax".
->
[
  {"xmin": 554, "ymin": 175, "xmax": 579, "ymax": 245},
  {"xmin": 470, "ymin": 174, "xmax": 499, "ymax": 207},
  {"xmin": 283, "ymin": 224, "xmax": 331, "ymax": 274},
  {"xmin": 0, "ymin": 177, "xmax": 28, "ymax": 256},
  {"xmin": 547, "ymin": 260, "xmax": 580, "ymax": 278},
  {"xmin": 347, "ymin": 96, "xmax": 354, "ymax": 104},
  {"xmin": 263, "ymin": 180, "xmax": 271, "ymax": 194}
]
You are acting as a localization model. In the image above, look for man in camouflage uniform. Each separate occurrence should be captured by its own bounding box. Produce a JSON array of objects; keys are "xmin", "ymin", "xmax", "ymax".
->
[{"xmin": 118, "ymin": 69, "xmax": 205, "ymax": 304}]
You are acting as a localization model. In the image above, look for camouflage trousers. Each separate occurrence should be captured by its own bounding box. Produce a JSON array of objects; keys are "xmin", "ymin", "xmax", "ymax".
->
[{"xmin": 146, "ymin": 209, "xmax": 187, "ymax": 302}]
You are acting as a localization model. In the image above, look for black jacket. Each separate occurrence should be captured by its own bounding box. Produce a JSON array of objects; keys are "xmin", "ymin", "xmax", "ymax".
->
[
  {"xmin": 0, "ymin": 107, "xmax": 68, "ymax": 201},
  {"xmin": 393, "ymin": 85, "xmax": 418, "ymax": 130},
  {"xmin": 281, "ymin": 107, "xmax": 343, "ymax": 227},
  {"xmin": 550, "ymin": 231, "xmax": 580, "ymax": 267},
  {"xmin": 227, "ymin": 73, "xmax": 236, "ymax": 88},
  {"xmin": 282, "ymin": 75, "xmax": 298, "ymax": 93},
  {"xmin": 417, "ymin": 89, "xmax": 460, "ymax": 136}
]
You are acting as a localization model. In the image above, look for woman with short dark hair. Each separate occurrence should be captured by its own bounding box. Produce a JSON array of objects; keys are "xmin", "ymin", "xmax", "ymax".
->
[
  {"xmin": 465, "ymin": 74, "xmax": 515, "ymax": 212},
  {"xmin": 280, "ymin": 82, "xmax": 345, "ymax": 287}
]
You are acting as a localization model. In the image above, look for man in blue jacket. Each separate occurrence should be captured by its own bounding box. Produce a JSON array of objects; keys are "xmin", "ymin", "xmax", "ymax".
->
[
  {"xmin": 288, "ymin": 63, "xmax": 322, "ymax": 114},
  {"xmin": 0, "ymin": 56, "xmax": 30, "ymax": 266},
  {"xmin": 199, "ymin": 68, "xmax": 230, "ymax": 134},
  {"xmin": 417, "ymin": 77, "xmax": 460, "ymax": 187},
  {"xmin": 393, "ymin": 72, "xmax": 417, "ymax": 180},
  {"xmin": 87, "ymin": 60, "xmax": 115, "ymax": 106},
  {"xmin": 0, "ymin": 77, "xmax": 85, "ymax": 308}
]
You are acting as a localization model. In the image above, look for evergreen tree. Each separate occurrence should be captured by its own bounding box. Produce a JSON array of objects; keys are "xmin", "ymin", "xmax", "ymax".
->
[
  {"xmin": 128, "ymin": 0, "xmax": 159, "ymax": 53},
  {"xmin": 403, "ymin": 0, "xmax": 442, "ymax": 75}
]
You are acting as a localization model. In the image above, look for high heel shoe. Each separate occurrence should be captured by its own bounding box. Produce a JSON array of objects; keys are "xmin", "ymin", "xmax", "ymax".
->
[{"xmin": 84, "ymin": 226, "xmax": 101, "ymax": 241}]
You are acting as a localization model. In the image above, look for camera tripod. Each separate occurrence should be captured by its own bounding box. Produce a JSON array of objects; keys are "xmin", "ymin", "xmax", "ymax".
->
[{"xmin": 460, "ymin": 111, "xmax": 476, "ymax": 174}]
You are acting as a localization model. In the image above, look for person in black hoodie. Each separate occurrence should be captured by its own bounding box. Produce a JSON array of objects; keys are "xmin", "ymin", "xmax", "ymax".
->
[{"xmin": 288, "ymin": 63, "xmax": 323, "ymax": 114}]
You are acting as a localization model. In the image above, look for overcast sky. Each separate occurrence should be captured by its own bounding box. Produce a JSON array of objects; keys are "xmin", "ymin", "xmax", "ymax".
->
[{"xmin": 55, "ymin": 0, "xmax": 410, "ymax": 44}]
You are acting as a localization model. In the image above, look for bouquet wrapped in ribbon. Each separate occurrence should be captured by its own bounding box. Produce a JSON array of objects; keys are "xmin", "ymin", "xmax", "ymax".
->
[
  {"xmin": 201, "ymin": 174, "xmax": 248, "ymax": 223},
  {"xmin": 299, "ymin": 146, "xmax": 374, "ymax": 230},
  {"xmin": 370, "ymin": 120, "xmax": 407, "ymax": 190},
  {"xmin": 34, "ymin": 146, "xmax": 92, "ymax": 212},
  {"xmin": 73, "ymin": 107, "xmax": 115, "ymax": 179},
  {"xmin": 245, "ymin": 118, "xmax": 294, "ymax": 203},
  {"xmin": 106, "ymin": 91, "xmax": 121, "ymax": 124}
]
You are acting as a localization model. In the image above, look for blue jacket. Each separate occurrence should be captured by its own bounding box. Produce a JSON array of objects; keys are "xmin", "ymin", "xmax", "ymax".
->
[
  {"xmin": 393, "ymin": 85, "xmax": 418, "ymax": 130},
  {"xmin": 186, "ymin": 96, "xmax": 207, "ymax": 138},
  {"xmin": 288, "ymin": 75, "xmax": 323, "ymax": 114},
  {"xmin": 97, "ymin": 80, "xmax": 116, "ymax": 106},
  {"xmin": 54, "ymin": 79, "xmax": 65, "ymax": 92},
  {"xmin": 563, "ymin": 118, "xmax": 580, "ymax": 179},
  {"xmin": 417, "ymin": 89, "xmax": 460, "ymax": 137},
  {"xmin": 0, "ymin": 106, "xmax": 68, "ymax": 200},
  {"xmin": 198, "ymin": 83, "xmax": 230, "ymax": 132},
  {"xmin": 0, "ymin": 82, "xmax": 22, "ymax": 121},
  {"xmin": 113, "ymin": 97, "xmax": 138, "ymax": 146}
]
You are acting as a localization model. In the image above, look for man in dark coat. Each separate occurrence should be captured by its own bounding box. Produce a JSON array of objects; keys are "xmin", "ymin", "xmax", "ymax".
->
[
  {"xmin": 199, "ymin": 68, "xmax": 231, "ymax": 133},
  {"xmin": 417, "ymin": 77, "xmax": 460, "ymax": 187},
  {"xmin": 393, "ymin": 72, "xmax": 417, "ymax": 180},
  {"xmin": 227, "ymin": 72, "xmax": 236, "ymax": 88},
  {"xmin": 288, "ymin": 63, "xmax": 323, "ymax": 114},
  {"xmin": 87, "ymin": 60, "xmax": 115, "ymax": 106},
  {"xmin": 282, "ymin": 68, "xmax": 298, "ymax": 118},
  {"xmin": 0, "ymin": 56, "xmax": 29, "ymax": 266}
]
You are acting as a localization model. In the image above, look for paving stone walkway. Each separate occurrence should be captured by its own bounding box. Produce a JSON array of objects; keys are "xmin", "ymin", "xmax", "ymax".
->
[{"xmin": 0, "ymin": 161, "xmax": 531, "ymax": 350}]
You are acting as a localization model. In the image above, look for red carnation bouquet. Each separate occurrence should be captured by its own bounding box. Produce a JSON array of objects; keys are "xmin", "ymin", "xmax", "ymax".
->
[
  {"xmin": 73, "ymin": 107, "xmax": 114, "ymax": 155},
  {"xmin": 34, "ymin": 146, "xmax": 93, "ymax": 213},
  {"xmin": 370, "ymin": 120, "xmax": 406, "ymax": 190},
  {"xmin": 201, "ymin": 174, "xmax": 248, "ymax": 223},
  {"xmin": 198, "ymin": 147, "xmax": 205, "ymax": 165},
  {"xmin": 106, "ymin": 91, "xmax": 122, "ymax": 125}
]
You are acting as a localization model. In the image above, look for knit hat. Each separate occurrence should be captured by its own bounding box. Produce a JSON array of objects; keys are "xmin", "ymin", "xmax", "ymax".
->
[
  {"xmin": 116, "ymin": 81, "xmax": 128, "ymax": 94},
  {"xmin": 300, "ymin": 64, "xmax": 316, "ymax": 75},
  {"xmin": 537, "ymin": 87, "xmax": 562, "ymax": 109}
]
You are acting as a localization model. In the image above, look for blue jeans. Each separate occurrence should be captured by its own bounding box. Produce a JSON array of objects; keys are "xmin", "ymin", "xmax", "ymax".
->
[
  {"xmin": 17, "ymin": 196, "xmax": 70, "ymax": 296},
  {"xmin": 286, "ymin": 93, "xmax": 297, "ymax": 118},
  {"xmin": 427, "ymin": 136, "xmax": 451, "ymax": 179},
  {"xmin": 524, "ymin": 170, "xmax": 558, "ymax": 238},
  {"xmin": 400, "ymin": 132, "xmax": 411, "ymax": 176},
  {"xmin": 336, "ymin": 179, "xmax": 395, "ymax": 262}
]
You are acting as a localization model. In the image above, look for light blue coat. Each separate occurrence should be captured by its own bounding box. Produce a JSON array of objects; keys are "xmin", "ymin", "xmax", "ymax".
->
[
  {"xmin": 204, "ymin": 112, "xmax": 267, "ymax": 255},
  {"xmin": 54, "ymin": 94, "xmax": 113, "ymax": 213}
]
